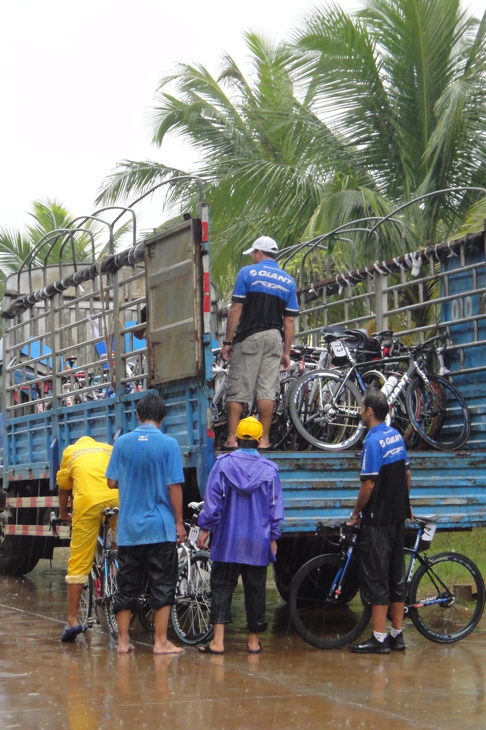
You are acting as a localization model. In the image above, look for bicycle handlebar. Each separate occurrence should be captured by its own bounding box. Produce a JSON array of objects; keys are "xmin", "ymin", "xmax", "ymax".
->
[{"xmin": 49, "ymin": 511, "xmax": 71, "ymax": 537}]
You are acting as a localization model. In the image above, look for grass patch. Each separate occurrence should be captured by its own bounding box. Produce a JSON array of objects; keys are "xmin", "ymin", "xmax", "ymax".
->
[{"xmin": 428, "ymin": 529, "xmax": 486, "ymax": 577}]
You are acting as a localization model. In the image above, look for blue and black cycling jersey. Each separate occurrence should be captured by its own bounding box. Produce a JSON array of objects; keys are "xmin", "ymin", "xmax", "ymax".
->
[
  {"xmin": 360, "ymin": 422, "xmax": 411, "ymax": 525},
  {"xmin": 231, "ymin": 259, "xmax": 299, "ymax": 343}
]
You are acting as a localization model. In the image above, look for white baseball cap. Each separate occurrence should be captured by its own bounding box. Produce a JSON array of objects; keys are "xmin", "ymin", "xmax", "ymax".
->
[{"xmin": 242, "ymin": 236, "xmax": 279, "ymax": 255}]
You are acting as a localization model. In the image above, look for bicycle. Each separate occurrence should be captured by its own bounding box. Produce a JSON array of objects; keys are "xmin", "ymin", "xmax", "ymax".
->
[
  {"xmin": 289, "ymin": 331, "xmax": 470, "ymax": 452},
  {"xmin": 289, "ymin": 518, "xmax": 485, "ymax": 649},
  {"xmin": 137, "ymin": 501, "xmax": 213, "ymax": 645},
  {"xmin": 51, "ymin": 507, "xmax": 120, "ymax": 640},
  {"xmin": 210, "ymin": 345, "xmax": 324, "ymax": 451}
]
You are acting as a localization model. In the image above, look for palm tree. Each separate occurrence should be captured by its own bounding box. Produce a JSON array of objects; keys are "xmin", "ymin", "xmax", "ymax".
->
[
  {"xmin": 0, "ymin": 199, "xmax": 131, "ymax": 334},
  {"xmin": 0, "ymin": 198, "xmax": 132, "ymax": 279},
  {"xmin": 294, "ymin": 0, "xmax": 486, "ymax": 244},
  {"xmin": 97, "ymin": 1, "xmax": 486, "ymax": 293},
  {"xmin": 97, "ymin": 33, "xmax": 358, "ymax": 290}
]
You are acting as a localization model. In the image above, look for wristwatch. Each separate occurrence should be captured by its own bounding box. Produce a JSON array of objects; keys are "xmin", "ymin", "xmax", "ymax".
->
[
  {"xmin": 223, "ymin": 340, "xmax": 232, "ymax": 346},
  {"xmin": 350, "ymin": 511, "xmax": 359, "ymax": 520}
]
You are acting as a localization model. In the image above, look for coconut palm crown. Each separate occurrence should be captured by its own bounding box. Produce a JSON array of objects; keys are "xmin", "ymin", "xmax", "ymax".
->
[{"xmin": 97, "ymin": 0, "xmax": 486, "ymax": 294}]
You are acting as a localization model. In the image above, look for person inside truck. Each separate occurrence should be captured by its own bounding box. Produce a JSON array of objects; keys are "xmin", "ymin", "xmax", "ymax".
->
[
  {"xmin": 196, "ymin": 416, "xmax": 284, "ymax": 654},
  {"xmin": 348, "ymin": 388, "xmax": 412, "ymax": 654},
  {"xmin": 221, "ymin": 236, "xmax": 299, "ymax": 450},
  {"xmin": 57, "ymin": 436, "xmax": 118, "ymax": 642}
]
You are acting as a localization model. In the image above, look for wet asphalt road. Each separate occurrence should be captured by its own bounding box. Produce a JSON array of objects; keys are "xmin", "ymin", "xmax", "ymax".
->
[{"xmin": 0, "ymin": 549, "xmax": 485, "ymax": 730}]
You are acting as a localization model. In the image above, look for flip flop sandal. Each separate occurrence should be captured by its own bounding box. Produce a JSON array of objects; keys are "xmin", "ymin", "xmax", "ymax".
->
[
  {"xmin": 60, "ymin": 624, "xmax": 83, "ymax": 643},
  {"xmin": 198, "ymin": 643, "xmax": 224, "ymax": 655},
  {"xmin": 247, "ymin": 642, "xmax": 263, "ymax": 654}
]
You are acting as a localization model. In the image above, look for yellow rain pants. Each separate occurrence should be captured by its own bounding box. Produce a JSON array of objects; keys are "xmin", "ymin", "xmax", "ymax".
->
[{"xmin": 57, "ymin": 436, "xmax": 119, "ymax": 584}]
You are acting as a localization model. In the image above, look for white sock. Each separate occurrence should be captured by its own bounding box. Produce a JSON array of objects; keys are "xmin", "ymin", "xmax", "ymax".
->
[
  {"xmin": 390, "ymin": 628, "xmax": 402, "ymax": 638},
  {"xmin": 373, "ymin": 631, "xmax": 387, "ymax": 643}
]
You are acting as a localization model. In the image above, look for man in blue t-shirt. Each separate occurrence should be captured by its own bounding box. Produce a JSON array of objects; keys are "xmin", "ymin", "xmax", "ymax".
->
[
  {"xmin": 348, "ymin": 389, "xmax": 412, "ymax": 655},
  {"xmin": 106, "ymin": 393, "xmax": 186, "ymax": 654},
  {"xmin": 221, "ymin": 236, "xmax": 299, "ymax": 450}
]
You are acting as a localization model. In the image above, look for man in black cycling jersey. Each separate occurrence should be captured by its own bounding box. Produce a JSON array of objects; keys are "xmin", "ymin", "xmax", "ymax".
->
[{"xmin": 348, "ymin": 388, "xmax": 412, "ymax": 654}]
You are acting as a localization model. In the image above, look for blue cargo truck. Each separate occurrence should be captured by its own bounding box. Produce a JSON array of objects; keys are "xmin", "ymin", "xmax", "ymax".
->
[{"xmin": 0, "ymin": 195, "xmax": 485, "ymax": 599}]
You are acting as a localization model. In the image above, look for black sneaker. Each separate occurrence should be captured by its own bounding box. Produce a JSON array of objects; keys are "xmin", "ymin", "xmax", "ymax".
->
[
  {"xmin": 389, "ymin": 632, "xmax": 406, "ymax": 651},
  {"xmin": 349, "ymin": 634, "xmax": 390, "ymax": 654}
]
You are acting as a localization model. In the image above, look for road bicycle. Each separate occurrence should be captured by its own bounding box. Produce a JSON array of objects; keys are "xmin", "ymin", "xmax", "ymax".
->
[
  {"xmin": 289, "ymin": 518, "xmax": 485, "ymax": 649},
  {"xmin": 289, "ymin": 331, "xmax": 470, "ymax": 452},
  {"xmin": 210, "ymin": 345, "xmax": 324, "ymax": 450},
  {"xmin": 137, "ymin": 501, "xmax": 213, "ymax": 645},
  {"xmin": 51, "ymin": 507, "xmax": 120, "ymax": 639}
]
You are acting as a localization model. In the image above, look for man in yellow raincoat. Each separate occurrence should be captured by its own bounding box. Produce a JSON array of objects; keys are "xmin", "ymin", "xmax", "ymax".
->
[{"xmin": 57, "ymin": 436, "xmax": 118, "ymax": 642}]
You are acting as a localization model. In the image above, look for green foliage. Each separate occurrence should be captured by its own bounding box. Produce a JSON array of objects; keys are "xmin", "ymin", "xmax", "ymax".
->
[
  {"xmin": 97, "ymin": 0, "xmax": 486, "ymax": 297},
  {"xmin": 0, "ymin": 198, "xmax": 132, "ymax": 287}
]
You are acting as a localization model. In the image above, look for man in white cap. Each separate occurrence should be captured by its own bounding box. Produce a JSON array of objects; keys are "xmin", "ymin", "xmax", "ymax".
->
[{"xmin": 221, "ymin": 236, "xmax": 299, "ymax": 450}]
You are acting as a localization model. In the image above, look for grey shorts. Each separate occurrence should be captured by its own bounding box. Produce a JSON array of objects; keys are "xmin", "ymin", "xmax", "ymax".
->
[{"xmin": 226, "ymin": 329, "xmax": 283, "ymax": 403}]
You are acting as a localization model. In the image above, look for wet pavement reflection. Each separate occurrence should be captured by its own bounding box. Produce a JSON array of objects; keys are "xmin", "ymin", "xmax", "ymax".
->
[{"xmin": 1, "ymin": 549, "xmax": 485, "ymax": 729}]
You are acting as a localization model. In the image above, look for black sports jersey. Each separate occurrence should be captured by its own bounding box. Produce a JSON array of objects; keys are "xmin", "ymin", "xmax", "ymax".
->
[
  {"xmin": 231, "ymin": 260, "xmax": 299, "ymax": 343},
  {"xmin": 360, "ymin": 422, "xmax": 411, "ymax": 526}
]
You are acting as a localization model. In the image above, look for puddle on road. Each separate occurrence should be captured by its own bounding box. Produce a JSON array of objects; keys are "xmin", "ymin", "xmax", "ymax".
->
[{"xmin": 0, "ymin": 549, "xmax": 485, "ymax": 729}]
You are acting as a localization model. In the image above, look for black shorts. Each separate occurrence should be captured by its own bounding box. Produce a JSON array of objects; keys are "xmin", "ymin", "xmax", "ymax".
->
[
  {"xmin": 112, "ymin": 542, "xmax": 178, "ymax": 614},
  {"xmin": 359, "ymin": 522, "xmax": 407, "ymax": 606}
]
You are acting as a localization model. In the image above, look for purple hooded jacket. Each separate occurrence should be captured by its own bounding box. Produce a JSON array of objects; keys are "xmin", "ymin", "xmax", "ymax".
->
[{"xmin": 198, "ymin": 449, "xmax": 284, "ymax": 566}]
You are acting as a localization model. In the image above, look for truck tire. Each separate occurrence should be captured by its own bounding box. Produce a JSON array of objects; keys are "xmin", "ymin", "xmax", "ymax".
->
[{"xmin": 0, "ymin": 536, "xmax": 41, "ymax": 576}]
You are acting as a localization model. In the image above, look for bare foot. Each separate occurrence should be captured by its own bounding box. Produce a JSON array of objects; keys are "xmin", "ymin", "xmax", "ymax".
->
[
  {"xmin": 153, "ymin": 640, "xmax": 184, "ymax": 655},
  {"xmin": 117, "ymin": 642, "xmax": 135, "ymax": 654}
]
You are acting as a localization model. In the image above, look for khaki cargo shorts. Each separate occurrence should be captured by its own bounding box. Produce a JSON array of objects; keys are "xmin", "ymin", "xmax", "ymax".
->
[{"xmin": 225, "ymin": 329, "xmax": 283, "ymax": 403}]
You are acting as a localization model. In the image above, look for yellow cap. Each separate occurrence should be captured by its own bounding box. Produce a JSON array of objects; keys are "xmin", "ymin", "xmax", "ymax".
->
[{"xmin": 236, "ymin": 416, "xmax": 263, "ymax": 441}]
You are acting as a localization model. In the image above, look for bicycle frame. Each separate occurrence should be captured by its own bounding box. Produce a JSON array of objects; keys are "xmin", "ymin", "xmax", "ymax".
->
[
  {"xmin": 332, "ymin": 522, "xmax": 454, "ymax": 612},
  {"xmin": 91, "ymin": 512, "xmax": 118, "ymax": 615},
  {"xmin": 328, "ymin": 528, "xmax": 360, "ymax": 600},
  {"xmin": 403, "ymin": 524, "xmax": 453, "ymax": 611}
]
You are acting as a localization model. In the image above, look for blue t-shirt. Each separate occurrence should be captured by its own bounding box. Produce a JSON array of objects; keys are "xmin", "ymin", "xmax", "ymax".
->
[
  {"xmin": 105, "ymin": 424, "xmax": 184, "ymax": 546},
  {"xmin": 232, "ymin": 259, "xmax": 299, "ymax": 343},
  {"xmin": 360, "ymin": 422, "xmax": 410, "ymax": 525}
]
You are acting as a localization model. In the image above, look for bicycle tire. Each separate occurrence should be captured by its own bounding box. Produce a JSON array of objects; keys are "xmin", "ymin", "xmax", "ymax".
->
[
  {"xmin": 289, "ymin": 370, "xmax": 364, "ymax": 451},
  {"xmin": 272, "ymin": 374, "xmax": 305, "ymax": 450},
  {"xmin": 103, "ymin": 554, "xmax": 119, "ymax": 640},
  {"xmin": 138, "ymin": 581, "xmax": 155, "ymax": 632},
  {"xmin": 170, "ymin": 551, "xmax": 213, "ymax": 645},
  {"xmin": 405, "ymin": 374, "xmax": 470, "ymax": 450},
  {"xmin": 289, "ymin": 554, "xmax": 371, "ymax": 649},
  {"xmin": 409, "ymin": 551, "xmax": 485, "ymax": 643},
  {"xmin": 79, "ymin": 574, "xmax": 93, "ymax": 631}
]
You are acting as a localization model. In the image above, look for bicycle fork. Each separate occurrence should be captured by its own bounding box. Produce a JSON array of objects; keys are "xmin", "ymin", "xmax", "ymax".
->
[{"xmin": 330, "ymin": 532, "xmax": 359, "ymax": 598}]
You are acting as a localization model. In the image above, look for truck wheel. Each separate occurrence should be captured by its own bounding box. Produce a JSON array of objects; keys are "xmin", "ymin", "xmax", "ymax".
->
[{"xmin": 0, "ymin": 536, "xmax": 41, "ymax": 576}]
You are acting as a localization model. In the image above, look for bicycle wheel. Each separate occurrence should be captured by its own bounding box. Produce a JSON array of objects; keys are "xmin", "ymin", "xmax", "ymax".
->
[
  {"xmin": 405, "ymin": 374, "xmax": 470, "ymax": 450},
  {"xmin": 289, "ymin": 554, "xmax": 371, "ymax": 649},
  {"xmin": 271, "ymin": 374, "xmax": 305, "ymax": 450},
  {"xmin": 409, "ymin": 552, "xmax": 485, "ymax": 643},
  {"xmin": 170, "ymin": 551, "xmax": 213, "ymax": 645},
  {"xmin": 79, "ymin": 574, "xmax": 93, "ymax": 631},
  {"xmin": 103, "ymin": 554, "xmax": 119, "ymax": 640},
  {"xmin": 138, "ymin": 581, "xmax": 155, "ymax": 632},
  {"xmin": 289, "ymin": 370, "xmax": 364, "ymax": 451}
]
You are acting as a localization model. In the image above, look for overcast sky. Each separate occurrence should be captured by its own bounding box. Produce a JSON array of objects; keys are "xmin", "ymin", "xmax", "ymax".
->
[{"xmin": 0, "ymin": 0, "xmax": 484, "ymax": 235}]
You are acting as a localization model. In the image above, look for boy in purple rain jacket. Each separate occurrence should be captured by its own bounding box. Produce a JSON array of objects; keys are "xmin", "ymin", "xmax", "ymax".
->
[{"xmin": 197, "ymin": 417, "xmax": 284, "ymax": 655}]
